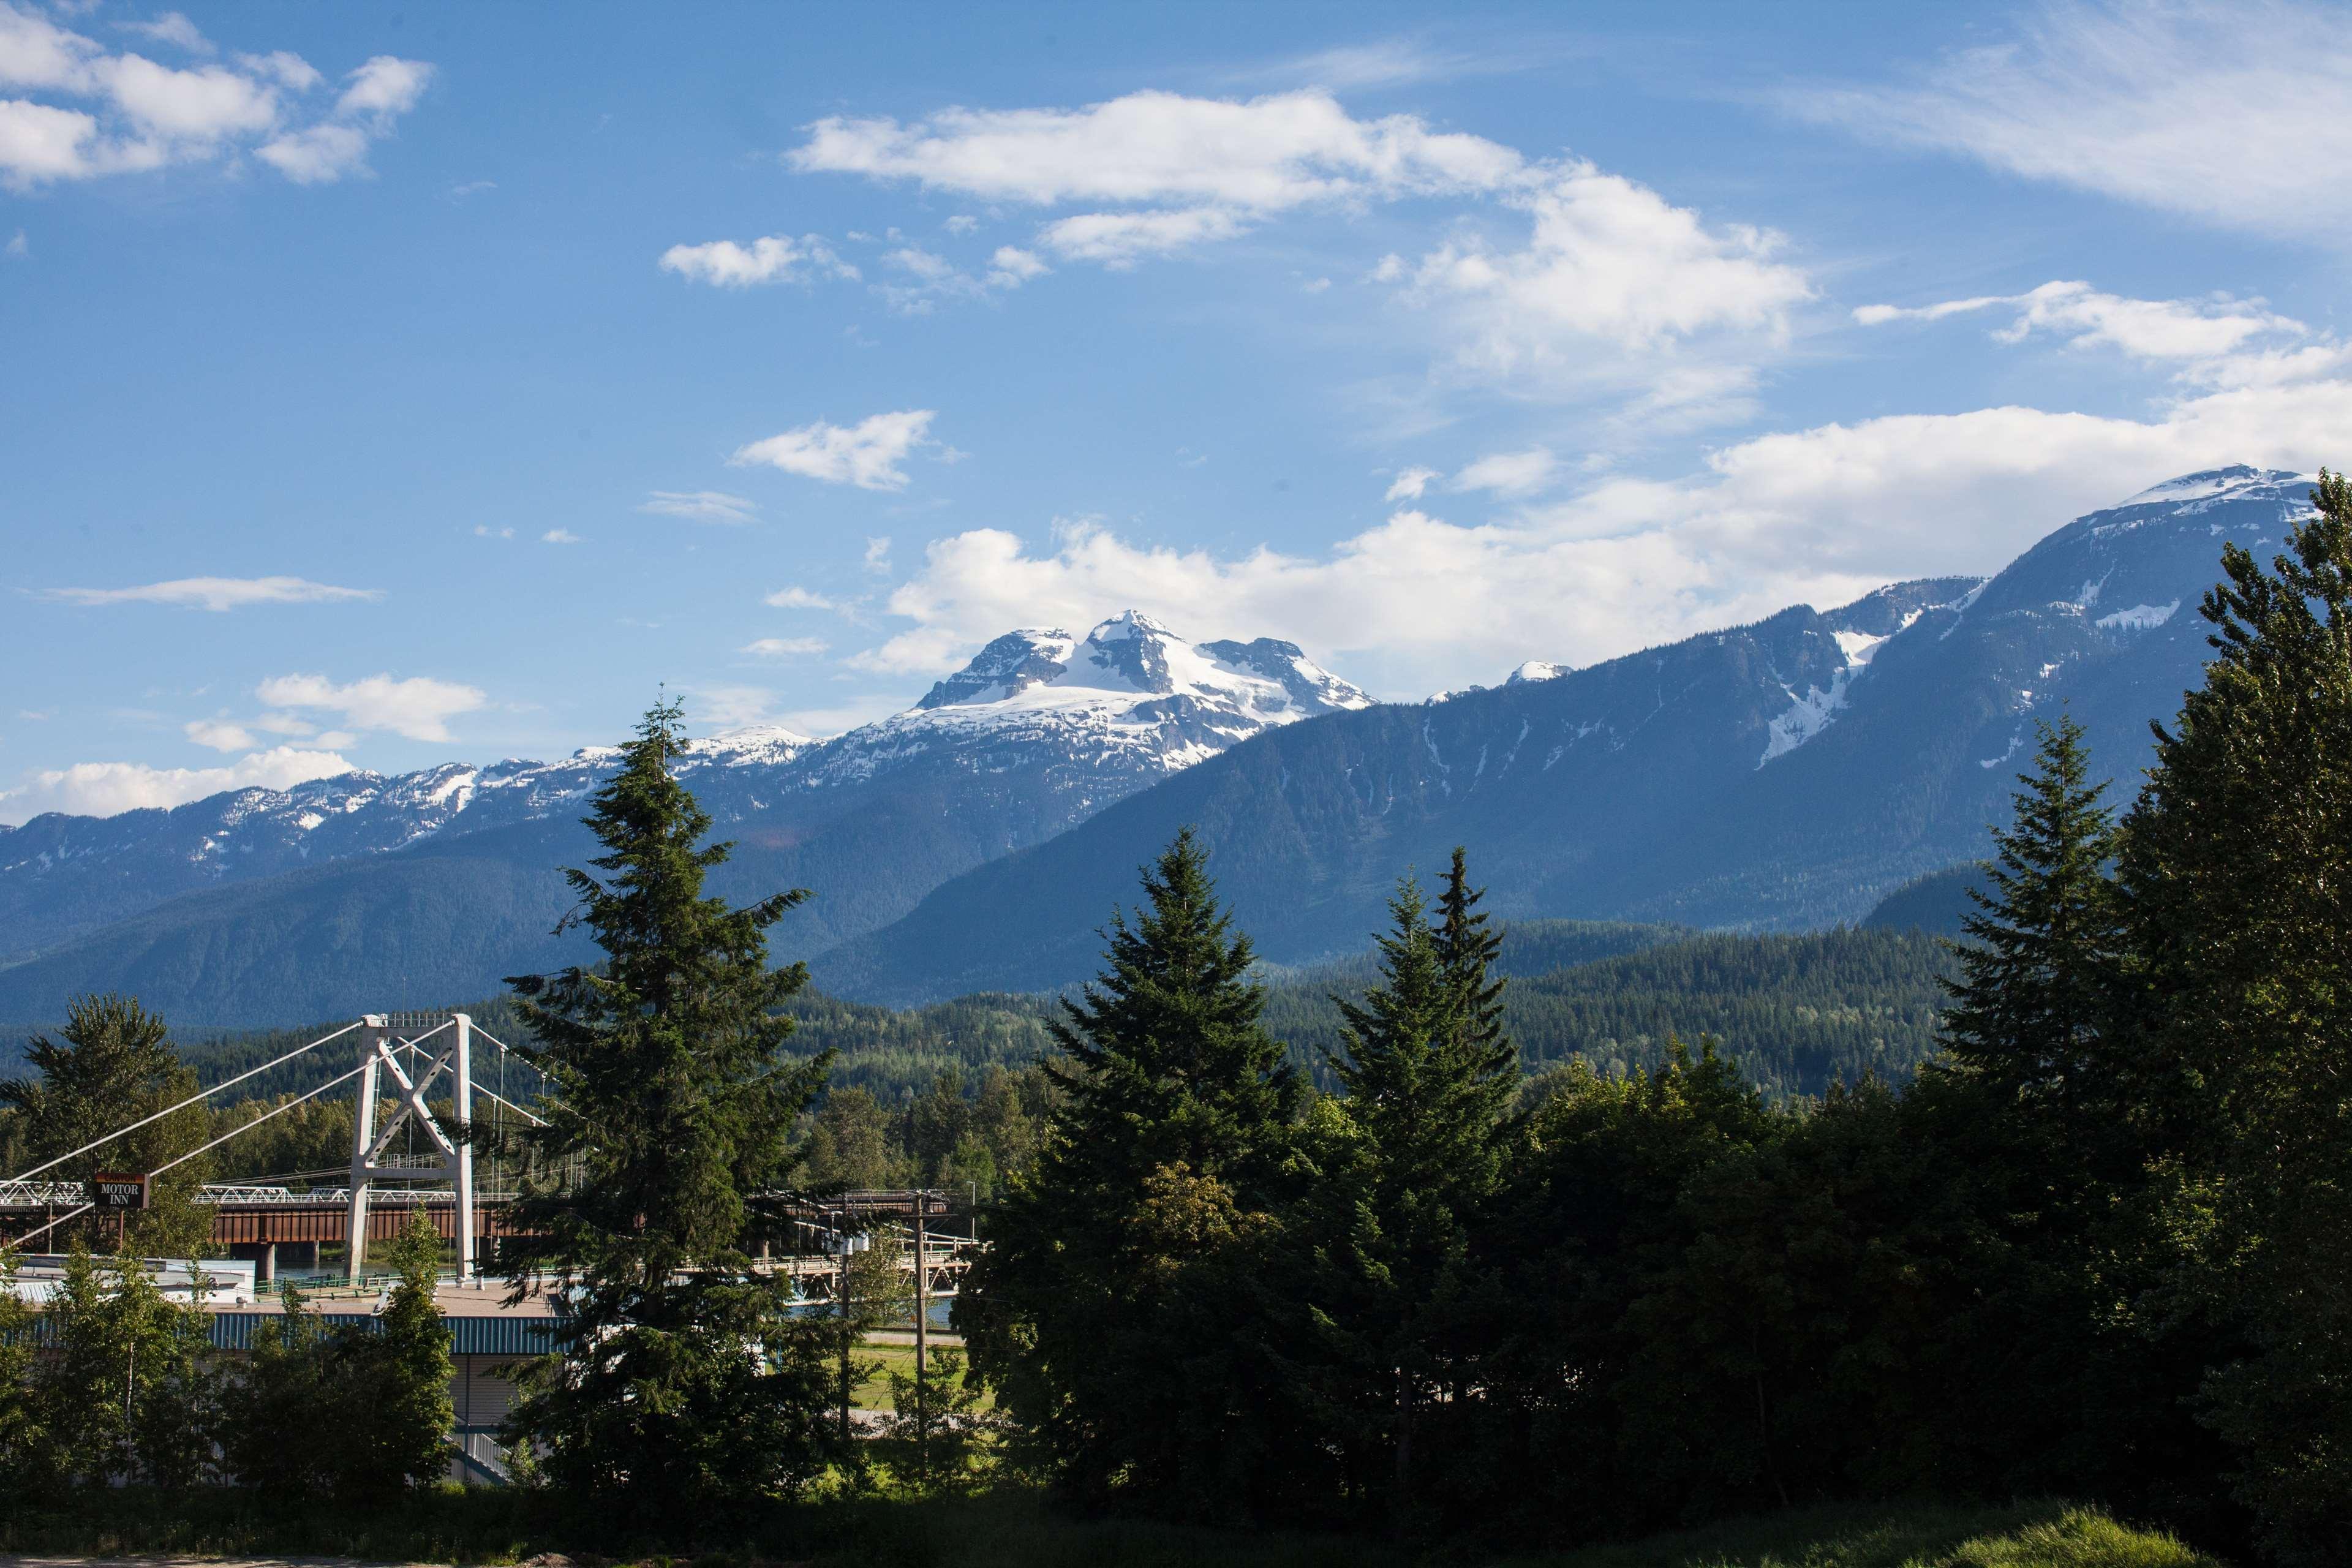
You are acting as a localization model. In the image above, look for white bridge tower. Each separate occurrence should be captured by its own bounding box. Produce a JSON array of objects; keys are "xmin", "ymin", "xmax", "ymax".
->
[{"xmin": 345, "ymin": 1011, "xmax": 477, "ymax": 1282}]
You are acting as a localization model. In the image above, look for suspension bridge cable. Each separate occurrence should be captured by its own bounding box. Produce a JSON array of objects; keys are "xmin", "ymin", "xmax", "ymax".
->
[
  {"xmin": 11, "ymin": 1200, "xmax": 96, "ymax": 1249},
  {"xmin": 1, "ymin": 1018, "xmax": 368, "ymax": 1186},
  {"xmin": 147, "ymin": 1058, "xmax": 374, "ymax": 1180},
  {"xmin": 472, "ymin": 1082, "xmax": 548, "ymax": 1126}
]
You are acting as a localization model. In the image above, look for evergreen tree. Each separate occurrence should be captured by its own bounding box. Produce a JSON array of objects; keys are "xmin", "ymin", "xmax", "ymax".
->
[
  {"xmin": 1308, "ymin": 872, "xmax": 1517, "ymax": 1523},
  {"xmin": 2117, "ymin": 471, "xmax": 2352, "ymax": 1561},
  {"xmin": 0, "ymin": 996, "xmax": 210, "ymax": 1256},
  {"xmin": 499, "ymin": 696, "xmax": 842, "ymax": 1508},
  {"xmin": 1436, "ymin": 845, "xmax": 1512, "ymax": 1090},
  {"xmin": 961, "ymin": 828, "xmax": 1306, "ymax": 1518},
  {"xmin": 1938, "ymin": 715, "xmax": 2124, "ymax": 1121}
]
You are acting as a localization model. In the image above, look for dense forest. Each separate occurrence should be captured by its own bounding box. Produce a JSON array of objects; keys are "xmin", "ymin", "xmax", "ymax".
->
[{"xmin": 0, "ymin": 918, "xmax": 1947, "ymax": 1189}]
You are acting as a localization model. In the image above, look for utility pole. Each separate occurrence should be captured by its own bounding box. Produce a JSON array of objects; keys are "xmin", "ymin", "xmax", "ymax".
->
[{"xmin": 914, "ymin": 1190, "xmax": 929, "ymax": 1476}]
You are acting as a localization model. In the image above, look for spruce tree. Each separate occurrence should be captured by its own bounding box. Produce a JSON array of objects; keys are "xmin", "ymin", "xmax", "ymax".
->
[
  {"xmin": 1436, "ymin": 845, "xmax": 1512, "ymax": 1093},
  {"xmin": 1314, "ymin": 867, "xmax": 1516, "ymax": 1522},
  {"xmin": 499, "ymin": 696, "xmax": 841, "ymax": 1507},
  {"xmin": 2116, "ymin": 471, "xmax": 2352, "ymax": 1560},
  {"xmin": 961, "ymin": 828, "xmax": 1305, "ymax": 1517},
  {"xmin": 1937, "ymin": 714, "xmax": 2124, "ymax": 1133}
]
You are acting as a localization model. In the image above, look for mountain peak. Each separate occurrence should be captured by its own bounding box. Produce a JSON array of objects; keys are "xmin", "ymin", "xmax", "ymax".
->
[
  {"xmin": 2121, "ymin": 464, "xmax": 2307, "ymax": 509},
  {"xmin": 1086, "ymin": 609, "xmax": 1172, "ymax": 643}
]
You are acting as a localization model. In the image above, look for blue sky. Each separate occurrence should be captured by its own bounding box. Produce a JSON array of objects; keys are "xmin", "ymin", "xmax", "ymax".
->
[{"xmin": 5, "ymin": 0, "xmax": 2349, "ymax": 821}]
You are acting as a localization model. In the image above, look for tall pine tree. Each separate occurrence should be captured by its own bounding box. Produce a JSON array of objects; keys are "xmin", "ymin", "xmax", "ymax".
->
[
  {"xmin": 499, "ymin": 696, "xmax": 841, "ymax": 1509},
  {"xmin": 1311, "ymin": 862, "xmax": 1515, "ymax": 1525},
  {"xmin": 961, "ymin": 828, "xmax": 1306, "ymax": 1518},
  {"xmin": 2117, "ymin": 472, "xmax": 2352, "ymax": 1562},
  {"xmin": 1937, "ymin": 714, "xmax": 2125, "ymax": 1137}
]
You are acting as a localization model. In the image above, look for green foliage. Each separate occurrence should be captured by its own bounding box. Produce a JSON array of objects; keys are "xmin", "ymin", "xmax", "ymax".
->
[
  {"xmin": 219, "ymin": 1282, "xmax": 334, "ymax": 1496},
  {"xmin": 962, "ymin": 827, "xmax": 1309, "ymax": 1518},
  {"xmin": 1296, "ymin": 859, "xmax": 1518, "ymax": 1521},
  {"xmin": 32, "ymin": 1247, "xmax": 219, "ymax": 1489},
  {"xmin": 875, "ymin": 1347, "xmax": 1001, "ymax": 1495},
  {"xmin": 0, "ymin": 995, "xmax": 211, "ymax": 1255},
  {"xmin": 337, "ymin": 1210, "xmax": 454, "ymax": 1496},
  {"xmin": 0, "ymin": 1250, "xmax": 40, "ymax": 1491},
  {"xmin": 2117, "ymin": 472, "xmax": 2352, "ymax": 1564},
  {"xmin": 498, "ymin": 697, "xmax": 843, "ymax": 1508}
]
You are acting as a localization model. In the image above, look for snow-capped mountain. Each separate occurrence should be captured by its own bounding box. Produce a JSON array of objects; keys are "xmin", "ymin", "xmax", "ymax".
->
[
  {"xmin": 804, "ymin": 612, "xmax": 1369, "ymax": 790},
  {"xmin": 816, "ymin": 469, "xmax": 2320, "ymax": 1002},
  {"xmin": 0, "ymin": 616, "xmax": 1364, "ymax": 979}
]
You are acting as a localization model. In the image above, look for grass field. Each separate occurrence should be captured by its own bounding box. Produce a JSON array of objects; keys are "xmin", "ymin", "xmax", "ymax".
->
[{"xmin": 0, "ymin": 1491, "xmax": 2226, "ymax": 1567}]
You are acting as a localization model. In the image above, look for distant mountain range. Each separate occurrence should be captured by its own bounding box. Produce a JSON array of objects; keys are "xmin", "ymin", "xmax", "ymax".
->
[
  {"xmin": 0, "ymin": 614, "xmax": 1365, "ymax": 1024},
  {"xmin": 0, "ymin": 467, "xmax": 2318, "ymax": 1025}
]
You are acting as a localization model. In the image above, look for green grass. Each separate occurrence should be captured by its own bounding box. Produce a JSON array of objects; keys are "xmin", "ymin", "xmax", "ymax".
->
[{"xmin": 0, "ymin": 1491, "xmax": 2223, "ymax": 1567}]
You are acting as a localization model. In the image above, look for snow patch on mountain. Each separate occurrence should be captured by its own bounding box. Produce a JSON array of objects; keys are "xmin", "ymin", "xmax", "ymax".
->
[
  {"xmin": 2097, "ymin": 600, "xmax": 2180, "ymax": 632},
  {"xmin": 1758, "ymin": 669, "xmax": 1854, "ymax": 767}
]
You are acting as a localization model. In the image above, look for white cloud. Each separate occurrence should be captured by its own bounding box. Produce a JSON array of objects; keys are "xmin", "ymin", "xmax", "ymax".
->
[
  {"xmin": 1796, "ymin": 0, "xmax": 2352, "ymax": 244},
  {"xmin": 473, "ymin": 524, "xmax": 513, "ymax": 539},
  {"xmin": 1856, "ymin": 280, "xmax": 2303, "ymax": 363},
  {"xmin": 943, "ymin": 213, "xmax": 978, "ymax": 235},
  {"xmin": 684, "ymin": 684, "xmax": 783, "ymax": 731},
  {"xmin": 116, "ymin": 12, "xmax": 209, "ymax": 56},
  {"xmin": 1453, "ymin": 447, "xmax": 1559, "ymax": 497},
  {"xmin": 763, "ymin": 586, "xmax": 839, "ymax": 609},
  {"xmin": 731, "ymin": 410, "xmax": 939, "ymax": 491},
  {"xmin": 47, "ymin": 575, "xmax": 380, "ymax": 612},
  {"xmin": 541, "ymin": 527, "xmax": 582, "ymax": 545},
  {"xmin": 1384, "ymin": 465, "xmax": 1438, "ymax": 502},
  {"xmin": 790, "ymin": 88, "xmax": 1523, "ymax": 213},
  {"xmin": 335, "ymin": 55, "xmax": 429, "ymax": 121},
  {"xmin": 986, "ymin": 245, "xmax": 1048, "ymax": 286},
  {"xmin": 183, "ymin": 718, "xmax": 254, "ymax": 752},
  {"xmin": 658, "ymin": 233, "xmax": 858, "ymax": 287},
  {"xmin": 741, "ymin": 636, "xmax": 829, "ymax": 657},
  {"xmin": 1378, "ymin": 160, "xmax": 1812, "ymax": 402},
  {"xmin": 0, "ymin": 745, "xmax": 353, "ymax": 824},
  {"xmin": 255, "ymin": 672, "xmax": 486, "ymax": 742},
  {"xmin": 864, "ymin": 536, "xmax": 892, "ymax": 574},
  {"xmin": 254, "ymin": 120, "xmax": 366, "ymax": 183},
  {"xmin": 858, "ymin": 375, "xmax": 2352, "ymax": 696},
  {"xmin": 1038, "ymin": 205, "xmax": 1247, "ymax": 265},
  {"xmin": 3, "ymin": 226, "xmax": 22, "ymax": 257},
  {"xmin": 237, "ymin": 50, "xmax": 319, "ymax": 92},
  {"xmin": 0, "ymin": 4, "xmax": 431, "ymax": 190},
  {"xmin": 639, "ymin": 489, "xmax": 757, "ymax": 523}
]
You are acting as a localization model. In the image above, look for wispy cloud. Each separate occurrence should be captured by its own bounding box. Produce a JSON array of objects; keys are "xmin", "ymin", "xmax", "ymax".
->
[
  {"xmin": 741, "ymin": 636, "xmax": 829, "ymax": 657},
  {"xmin": 1854, "ymin": 279, "xmax": 2302, "ymax": 363},
  {"xmin": 255, "ymin": 671, "xmax": 486, "ymax": 742},
  {"xmin": 659, "ymin": 233, "xmax": 859, "ymax": 287},
  {"xmin": 0, "ymin": 746, "xmax": 354, "ymax": 823},
  {"xmin": 540, "ymin": 527, "xmax": 583, "ymax": 545},
  {"xmin": 639, "ymin": 489, "xmax": 758, "ymax": 523},
  {"xmin": 1792, "ymin": 0, "xmax": 2352, "ymax": 244},
  {"xmin": 731, "ymin": 410, "xmax": 940, "ymax": 491},
  {"xmin": 46, "ymin": 575, "xmax": 381, "ymax": 612},
  {"xmin": 763, "ymin": 586, "xmax": 840, "ymax": 609}
]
